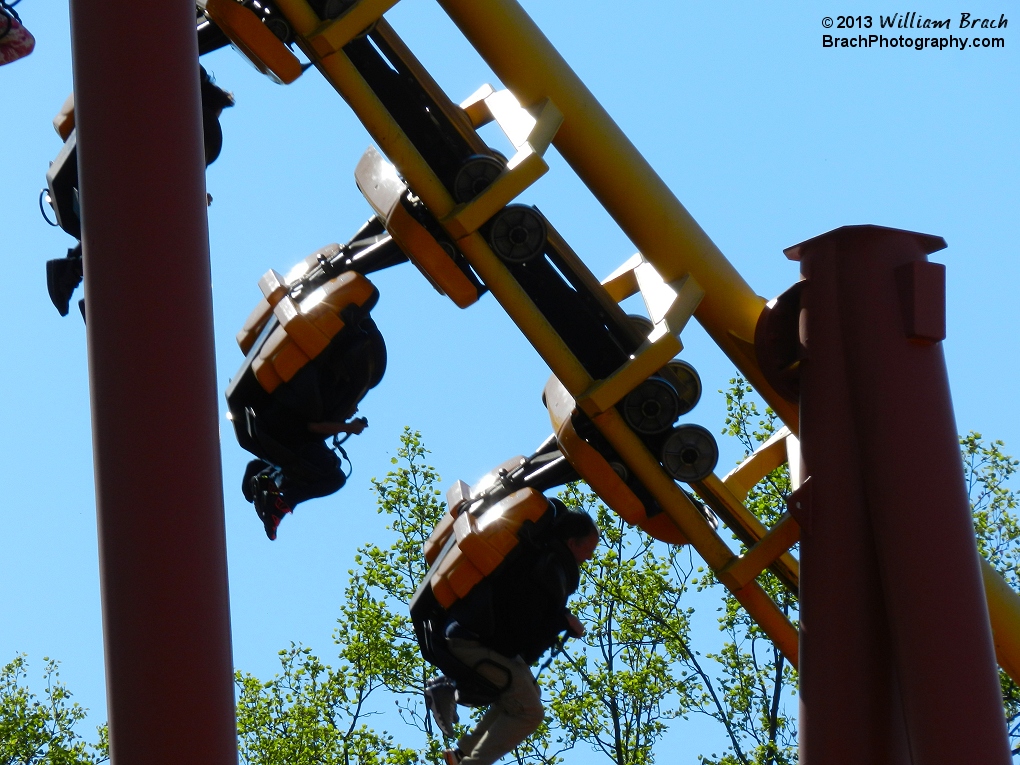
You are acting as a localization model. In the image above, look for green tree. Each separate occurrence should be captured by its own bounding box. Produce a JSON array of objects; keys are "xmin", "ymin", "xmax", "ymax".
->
[
  {"xmin": 688, "ymin": 379, "xmax": 797, "ymax": 765},
  {"xmin": 235, "ymin": 428, "xmax": 448, "ymax": 765},
  {"xmin": 237, "ymin": 413, "xmax": 1020, "ymax": 765},
  {"xmin": 961, "ymin": 432, "xmax": 1020, "ymax": 758},
  {"xmin": 560, "ymin": 378, "xmax": 798, "ymax": 765},
  {"xmin": 334, "ymin": 426, "xmax": 475, "ymax": 762},
  {"xmin": 330, "ymin": 430, "xmax": 692, "ymax": 765},
  {"xmin": 692, "ymin": 379, "xmax": 1020, "ymax": 764},
  {"xmin": 357, "ymin": 427, "xmax": 449, "ymax": 743},
  {"xmin": 235, "ymin": 642, "xmax": 418, "ymax": 765},
  {"xmin": 964, "ymin": 432, "xmax": 1020, "ymax": 590},
  {"xmin": 545, "ymin": 484, "xmax": 693, "ymax": 765},
  {"xmin": 232, "ymin": 430, "xmax": 725, "ymax": 765},
  {"xmin": 0, "ymin": 654, "xmax": 108, "ymax": 765}
]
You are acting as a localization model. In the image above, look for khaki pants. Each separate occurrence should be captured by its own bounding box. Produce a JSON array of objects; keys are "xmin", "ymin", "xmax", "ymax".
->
[{"xmin": 448, "ymin": 637, "xmax": 545, "ymax": 765}]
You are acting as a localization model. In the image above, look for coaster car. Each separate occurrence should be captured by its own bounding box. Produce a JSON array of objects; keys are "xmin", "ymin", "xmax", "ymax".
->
[
  {"xmin": 42, "ymin": 62, "xmax": 234, "ymax": 318},
  {"xmin": 411, "ymin": 486, "xmax": 563, "ymax": 707},
  {"xmin": 226, "ymin": 219, "xmax": 401, "ymax": 536}
]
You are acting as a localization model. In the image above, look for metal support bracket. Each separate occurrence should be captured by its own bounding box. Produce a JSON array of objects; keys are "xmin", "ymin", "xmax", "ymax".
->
[
  {"xmin": 787, "ymin": 478, "xmax": 812, "ymax": 536},
  {"xmin": 636, "ymin": 261, "xmax": 704, "ymax": 341},
  {"xmin": 601, "ymin": 253, "xmax": 705, "ymax": 339},
  {"xmin": 576, "ymin": 258, "xmax": 703, "ymax": 417},
  {"xmin": 577, "ymin": 331, "xmax": 682, "ymax": 417},
  {"xmin": 718, "ymin": 512, "xmax": 801, "ymax": 590},
  {"xmin": 306, "ymin": 0, "xmax": 400, "ymax": 56},
  {"xmin": 201, "ymin": 0, "xmax": 303, "ymax": 84},
  {"xmin": 601, "ymin": 253, "xmax": 642, "ymax": 302},
  {"xmin": 723, "ymin": 426, "xmax": 793, "ymax": 501},
  {"xmin": 692, "ymin": 472, "xmax": 801, "ymax": 592},
  {"xmin": 443, "ymin": 90, "xmax": 564, "ymax": 239}
]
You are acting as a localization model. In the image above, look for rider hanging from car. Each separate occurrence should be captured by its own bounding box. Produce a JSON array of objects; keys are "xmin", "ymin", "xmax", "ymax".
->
[{"xmin": 412, "ymin": 491, "xmax": 598, "ymax": 765}]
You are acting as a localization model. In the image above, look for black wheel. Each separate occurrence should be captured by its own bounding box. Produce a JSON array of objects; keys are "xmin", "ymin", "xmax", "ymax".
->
[
  {"xmin": 661, "ymin": 424, "xmax": 718, "ymax": 482},
  {"xmin": 264, "ymin": 16, "xmax": 291, "ymax": 42},
  {"xmin": 609, "ymin": 461, "xmax": 629, "ymax": 482},
  {"xmin": 666, "ymin": 360, "xmax": 702, "ymax": 416},
  {"xmin": 487, "ymin": 205, "xmax": 547, "ymax": 264},
  {"xmin": 622, "ymin": 377, "xmax": 680, "ymax": 435},
  {"xmin": 454, "ymin": 155, "xmax": 504, "ymax": 203},
  {"xmin": 627, "ymin": 314, "xmax": 654, "ymax": 341}
]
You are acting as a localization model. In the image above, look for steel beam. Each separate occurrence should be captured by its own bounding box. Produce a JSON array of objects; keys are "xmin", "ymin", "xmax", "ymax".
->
[
  {"xmin": 792, "ymin": 225, "xmax": 1011, "ymax": 765},
  {"xmin": 435, "ymin": 0, "xmax": 798, "ymax": 430},
  {"xmin": 69, "ymin": 0, "xmax": 238, "ymax": 761}
]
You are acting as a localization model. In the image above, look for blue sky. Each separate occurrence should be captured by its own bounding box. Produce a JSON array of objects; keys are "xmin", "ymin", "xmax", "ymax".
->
[{"xmin": 2, "ymin": 0, "xmax": 1017, "ymax": 761}]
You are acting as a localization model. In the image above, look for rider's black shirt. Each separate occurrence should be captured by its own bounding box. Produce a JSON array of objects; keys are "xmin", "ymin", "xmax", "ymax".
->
[{"xmin": 447, "ymin": 537, "xmax": 581, "ymax": 664}]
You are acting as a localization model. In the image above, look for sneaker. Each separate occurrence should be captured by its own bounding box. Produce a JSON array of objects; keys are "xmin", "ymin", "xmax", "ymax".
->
[
  {"xmin": 425, "ymin": 676, "xmax": 459, "ymax": 737},
  {"xmin": 241, "ymin": 460, "xmax": 270, "ymax": 503},
  {"xmin": 45, "ymin": 249, "xmax": 83, "ymax": 317},
  {"xmin": 442, "ymin": 749, "xmax": 463, "ymax": 765},
  {"xmin": 252, "ymin": 472, "xmax": 292, "ymax": 541}
]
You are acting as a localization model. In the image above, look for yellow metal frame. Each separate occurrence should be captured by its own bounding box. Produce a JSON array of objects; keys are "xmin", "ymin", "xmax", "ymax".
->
[
  {"xmin": 201, "ymin": 0, "xmax": 303, "ymax": 84},
  {"xmin": 577, "ymin": 333, "xmax": 682, "ymax": 418},
  {"xmin": 443, "ymin": 91, "xmax": 563, "ymax": 239},
  {"xmin": 220, "ymin": 0, "xmax": 1020, "ymax": 682},
  {"xmin": 305, "ymin": 0, "xmax": 397, "ymax": 55},
  {"xmin": 723, "ymin": 426, "xmax": 794, "ymax": 500},
  {"xmin": 981, "ymin": 559, "xmax": 1020, "ymax": 682},
  {"xmin": 433, "ymin": 0, "xmax": 797, "ymax": 431},
  {"xmin": 355, "ymin": 148, "xmax": 481, "ymax": 308}
]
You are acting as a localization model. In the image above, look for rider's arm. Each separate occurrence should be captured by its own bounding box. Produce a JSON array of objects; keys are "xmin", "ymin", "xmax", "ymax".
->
[{"xmin": 307, "ymin": 416, "xmax": 368, "ymax": 435}]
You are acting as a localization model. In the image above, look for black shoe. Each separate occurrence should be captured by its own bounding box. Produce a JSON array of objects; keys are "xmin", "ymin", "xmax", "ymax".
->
[
  {"xmin": 242, "ymin": 460, "xmax": 270, "ymax": 503},
  {"xmin": 425, "ymin": 676, "xmax": 459, "ymax": 737},
  {"xmin": 252, "ymin": 472, "xmax": 292, "ymax": 541},
  {"xmin": 46, "ymin": 246, "xmax": 83, "ymax": 317}
]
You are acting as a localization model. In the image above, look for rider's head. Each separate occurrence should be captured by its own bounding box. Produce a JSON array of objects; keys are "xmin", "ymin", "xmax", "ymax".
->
[{"xmin": 550, "ymin": 507, "xmax": 599, "ymax": 564}]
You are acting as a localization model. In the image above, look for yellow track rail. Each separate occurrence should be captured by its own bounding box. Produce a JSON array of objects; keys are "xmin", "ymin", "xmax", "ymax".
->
[{"xmin": 219, "ymin": 0, "xmax": 1018, "ymax": 682}]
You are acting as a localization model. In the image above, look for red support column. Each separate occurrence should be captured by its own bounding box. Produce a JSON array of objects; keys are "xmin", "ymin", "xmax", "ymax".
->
[
  {"xmin": 69, "ymin": 1, "xmax": 238, "ymax": 763},
  {"xmin": 786, "ymin": 225, "xmax": 1011, "ymax": 764},
  {"xmin": 786, "ymin": 263, "xmax": 911, "ymax": 764}
]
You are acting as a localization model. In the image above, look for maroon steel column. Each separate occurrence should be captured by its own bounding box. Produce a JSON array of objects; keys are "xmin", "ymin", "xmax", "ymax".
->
[
  {"xmin": 775, "ymin": 272, "xmax": 910, "ymax": 763},
  {"xmin": 69, "ymin": 1, "xmax": 237, "ymax": 763},
  {"xmin": 786, "ymin": 226, "xmax": 1011, "ymax": 764}
]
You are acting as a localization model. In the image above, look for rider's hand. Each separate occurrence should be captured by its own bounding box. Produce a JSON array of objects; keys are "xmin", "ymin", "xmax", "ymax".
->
[{"xmin": 565, "ymin": 610, "xmax": 585, "ymax": 638}]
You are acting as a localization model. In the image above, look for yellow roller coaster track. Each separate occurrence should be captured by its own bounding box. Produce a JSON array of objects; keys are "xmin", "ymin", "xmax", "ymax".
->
[{"xmin": 206, "ymin": 0, "xmax": 1020, "ymax": 683}]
